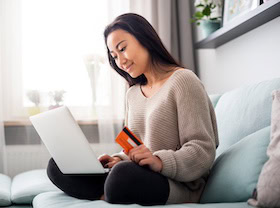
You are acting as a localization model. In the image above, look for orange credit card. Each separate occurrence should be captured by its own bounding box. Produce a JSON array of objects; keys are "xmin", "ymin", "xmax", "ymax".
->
[{"xmin": 115, "ymin": 126, "xmax": 143, "ymax": 153}]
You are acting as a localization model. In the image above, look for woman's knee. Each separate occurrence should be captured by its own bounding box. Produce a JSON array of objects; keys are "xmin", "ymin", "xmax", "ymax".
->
[
  {"xmin": 46, "ymin": 158, "xmax": 106, "ymax": 200},
  {"xmin": 104, "ymin": 161, "xmax": 136, "ymax": 204},
  {"xmin": 104, "ymin": 161, "xmax": 169, "ymax": 205}
]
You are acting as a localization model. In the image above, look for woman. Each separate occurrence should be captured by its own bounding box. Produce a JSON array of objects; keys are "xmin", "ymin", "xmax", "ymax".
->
[{"xmin": 47, "ymin": 13, "xmax": 219, "ymax": 205}]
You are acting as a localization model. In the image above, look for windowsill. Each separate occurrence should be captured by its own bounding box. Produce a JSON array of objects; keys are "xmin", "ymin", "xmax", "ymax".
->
[
  {"xmin": 4, "ymin": 119, "xmax": 124, "ymax": 145},
  {"xmin": 4, "ymin": 120, "xmax": 98, "ymax": 127}
]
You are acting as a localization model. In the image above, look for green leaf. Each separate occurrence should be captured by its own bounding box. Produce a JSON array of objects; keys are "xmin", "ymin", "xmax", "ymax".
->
[
  {"xmin": 190, "ymin": 18, "xmax": 196, "ymax": 23},
  {"xmin": 195, "ymin": 3, "xmax": 204, "ymax": 8},
  {"xmin": 202, "ymin": 5, "xmax": 211, "ymax": 16},
  {"xmin": 210, "ymin": 17, "xmax": 218, "ymax": 21},
  {"xmin": 194, "ymin": 11, "xmax": 204, "ymax": 19}
]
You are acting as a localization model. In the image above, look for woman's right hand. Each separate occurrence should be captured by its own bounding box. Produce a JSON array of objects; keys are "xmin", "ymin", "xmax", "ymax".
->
[{"xmin": 98, "ymin": 154, "xmax": 122, "ymax": 168}]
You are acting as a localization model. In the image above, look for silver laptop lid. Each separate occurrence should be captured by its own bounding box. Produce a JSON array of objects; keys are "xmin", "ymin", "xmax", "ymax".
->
[{"xmin": 30, "ymin": 106, "xmax": 106, "ymax": 174}]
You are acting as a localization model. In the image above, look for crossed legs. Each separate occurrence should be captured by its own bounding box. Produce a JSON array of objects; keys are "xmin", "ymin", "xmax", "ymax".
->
[{"xmin": 47, "ymin": 158, "xmax": 169, "ymax": 205}]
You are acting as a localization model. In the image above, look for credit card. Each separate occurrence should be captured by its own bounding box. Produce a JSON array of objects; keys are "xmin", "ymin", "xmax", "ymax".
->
[{"xmin": 115, "ymin": 126, "xmax": 143, "ymax": 153}]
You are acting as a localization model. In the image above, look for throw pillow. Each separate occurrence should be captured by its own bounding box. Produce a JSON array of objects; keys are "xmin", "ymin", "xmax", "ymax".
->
[
  {"xmin": 200, "ymin": 126, "xmax": 270, "ymax": 203},
  {"xmin": 11, "ymin": 169, "xmax": 59, "ymax": 204},
  {"xmin": 0, "ymin": 173, "xmax": 12, "ymax": 206},
  {"xmin": 248, "ymin": 90, "xmax": 280, "ymax": 208}
]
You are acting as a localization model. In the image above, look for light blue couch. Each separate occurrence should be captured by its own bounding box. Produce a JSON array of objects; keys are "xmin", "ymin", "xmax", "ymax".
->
[{"xmin": 1, "ymin": 77, "xmax": 279, "ymax": 208}]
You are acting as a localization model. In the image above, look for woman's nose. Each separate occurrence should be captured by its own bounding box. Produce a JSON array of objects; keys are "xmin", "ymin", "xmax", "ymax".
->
[{"xmin": 118, "ymin": 55, "xmax": 127, "ymax": 66}]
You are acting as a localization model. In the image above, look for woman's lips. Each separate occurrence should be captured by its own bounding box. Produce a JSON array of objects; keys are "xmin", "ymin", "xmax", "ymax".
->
[{"xmin": 125, "ymin": 64, "xmax": 133, "ymax": 73}]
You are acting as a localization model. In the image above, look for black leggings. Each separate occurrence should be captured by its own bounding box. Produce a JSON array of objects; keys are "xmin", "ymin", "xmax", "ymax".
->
[{"xmin": 47, "ymin": 158, "xmax": 169, "ymax": 205}]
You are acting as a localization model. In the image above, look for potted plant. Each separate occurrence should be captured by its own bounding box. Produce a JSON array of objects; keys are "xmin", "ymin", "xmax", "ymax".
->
[
  {"xmin": 26, "ymin": 90, "xmax": 41, "ymax": 115},
  {"xmin": 48, "ymin": 90, "xmax": 66, "ymax": 110},
  {"xmin": 191, "ymin": 0, "xmax": 222, "ymax": 37}
]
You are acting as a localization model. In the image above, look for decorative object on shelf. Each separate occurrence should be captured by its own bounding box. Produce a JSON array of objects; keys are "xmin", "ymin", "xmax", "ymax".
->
[
  {"xmin": 191, "ymin": 0, "xmax": 222, "ymax": 37},
  {"xmin": 200, "ymin": 20, "xmax": 221, "ymax": 37},
  {"xmin": 195, "ymin": 0, "xmax": 280, "ymax": 49},
  {"xmin": 48, "ymin": 90, "xmax": 66, "ymax": 110},
  {"xmin": 223, "ymin": 0, "xmax": 260, "ymax": 26},
  {"xmin": 26, "ymin": 90, "xmax": 41, "ymax": 115}
]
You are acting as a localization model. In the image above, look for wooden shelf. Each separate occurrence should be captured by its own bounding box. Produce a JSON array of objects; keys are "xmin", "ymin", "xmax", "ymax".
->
[{"xmin": 195, "ymin": 0, "xmax": 280, "ymax": 49}]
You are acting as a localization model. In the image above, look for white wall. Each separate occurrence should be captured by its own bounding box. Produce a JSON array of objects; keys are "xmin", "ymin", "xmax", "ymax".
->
[{"xmin": 196, "ymin": 17, "xmax": 280, "ymax": 94}]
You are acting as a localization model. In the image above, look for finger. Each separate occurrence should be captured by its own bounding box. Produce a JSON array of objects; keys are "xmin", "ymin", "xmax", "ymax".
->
[
  {"xmin": 106, "ymin": 161, "xmax": 118, "ymax": 168},
  {"xmin": 138, "ymin": 158, "xmax": 152, "ymax": 166},
  {"xmin": 98, "ymin": 154, "xmax": 106, "ymax": 160},
  {"xmin": 130, "ymin": 147, "xmax": 151, "ymax": 161},
  {"xmin": 133, "ymin": 152, "xmax": 151, "ymax": 163},
  {"xmin": 129, "ymin": 145, "xmax": 148, "ymax": 159},
  {"xmin": 128, "ymin": 145, "xmax": 141, "ymax": 156},
  {"xmin": 129, "ymin": 150, "xmax": 143, "ymax": 161},
  {"xmin": 98, "ymin": 154, "xmax": 111, "ymax": 161},
  {"xmin": 98, "ymin": 155, "xmax": 114, "ymax": 167},
  {"xmin": 129, "ymin": 144, "xmax": 146, "ymax": 154},
  {"xmin": 123, "ymin": 149, "xmax": 128, "ymax": 155}
]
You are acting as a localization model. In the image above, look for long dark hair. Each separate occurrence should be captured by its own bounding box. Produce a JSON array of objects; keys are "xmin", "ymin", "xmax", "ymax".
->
[{"xmin": 104, "ymin": 13, "xmax": 182, "ymax": 87}]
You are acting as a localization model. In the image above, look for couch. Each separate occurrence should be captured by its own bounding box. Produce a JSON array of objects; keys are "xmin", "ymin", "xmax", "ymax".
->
[{"xmin": 1, "ymin": 77, "xmax": 279, "ymax": 208}]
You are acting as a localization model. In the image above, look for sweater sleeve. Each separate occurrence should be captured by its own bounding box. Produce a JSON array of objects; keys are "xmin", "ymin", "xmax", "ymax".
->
[{"xmin": 153, "ymin": 72, "xmax": 218, "ymax": 182}]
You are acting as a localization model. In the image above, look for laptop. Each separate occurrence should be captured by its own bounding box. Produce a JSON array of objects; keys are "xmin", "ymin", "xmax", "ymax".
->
[{"xmin": 29, "ymin": 106, "xmax": 110, "ymax": 175}]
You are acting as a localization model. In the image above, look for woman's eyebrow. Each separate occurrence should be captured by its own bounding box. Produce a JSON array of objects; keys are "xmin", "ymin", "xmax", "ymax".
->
[{"xmin": 110, "ymin": 40, "xmax": 126, "ymax": 53}]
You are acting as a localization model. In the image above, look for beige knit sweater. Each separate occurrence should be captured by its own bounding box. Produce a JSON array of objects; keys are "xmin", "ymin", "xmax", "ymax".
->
[{"xmin": 113, "ymin": 69, "xmax": 219, "ymax": 204}]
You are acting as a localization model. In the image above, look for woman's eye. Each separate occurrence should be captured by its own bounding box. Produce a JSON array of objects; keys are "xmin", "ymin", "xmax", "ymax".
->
[
  {"xmin": 112, "ymin": 56, "xmax": 117, "ymax": 60},
  {"xmin": 120, "ymin": 46, "xmax": 126, "ymax": 52}
]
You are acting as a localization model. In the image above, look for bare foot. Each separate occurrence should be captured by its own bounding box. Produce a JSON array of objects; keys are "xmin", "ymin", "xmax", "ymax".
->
[{"xmin": 100, "ymin": 194, "xmax": 105, "ymax": 200}]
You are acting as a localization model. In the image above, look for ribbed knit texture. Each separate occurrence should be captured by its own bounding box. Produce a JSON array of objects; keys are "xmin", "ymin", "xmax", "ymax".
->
[{"xmin": 113, "ymin": 69, "xmax": 219, "ymax": 204}]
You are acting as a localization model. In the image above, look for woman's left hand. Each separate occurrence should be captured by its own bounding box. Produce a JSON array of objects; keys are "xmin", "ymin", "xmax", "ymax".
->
[{"xmin": 128, "ymin": 144, "xmax": 163, "ymax": 172}]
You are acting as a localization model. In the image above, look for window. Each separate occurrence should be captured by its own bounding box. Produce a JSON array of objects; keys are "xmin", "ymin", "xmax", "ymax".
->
[{"xmin": 21, "ymin": 0, "xmax": 109, "ymax": 119}]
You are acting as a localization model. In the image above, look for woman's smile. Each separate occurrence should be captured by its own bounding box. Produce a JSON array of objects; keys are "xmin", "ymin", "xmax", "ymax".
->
[{"xmin": 125, "ymin": 63, "xmax": 133, "ymax": 73}]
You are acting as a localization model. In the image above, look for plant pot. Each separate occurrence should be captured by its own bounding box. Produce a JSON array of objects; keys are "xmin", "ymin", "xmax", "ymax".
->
[
  {"xmin": 48, "ymin": 104, "xmax": 62, "ymax": 110},
  {"xmin": 201, "ymin": 20, "xmax": 221, "ymax": 37},
  {"xmin": 27, "ymin": 106, "xmax": 41, "ymax": 116}
]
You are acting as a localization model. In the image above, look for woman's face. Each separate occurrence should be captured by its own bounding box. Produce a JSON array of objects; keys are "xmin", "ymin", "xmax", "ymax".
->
[{"xmin": 107, "ymin": 29, "xmax": 150, "ymax": 78}]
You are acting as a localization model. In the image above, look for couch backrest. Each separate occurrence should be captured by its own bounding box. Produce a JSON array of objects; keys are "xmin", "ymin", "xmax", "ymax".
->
[
  {"xmin": 212, "ymin": 78, "xmax": 280, "ymax": 156},
  {"xmin": 201, "ymin": 78, "xmax": 280, "ymax": 203}
]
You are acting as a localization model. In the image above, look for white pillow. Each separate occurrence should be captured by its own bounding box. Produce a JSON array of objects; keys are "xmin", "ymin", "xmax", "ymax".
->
[
  {"xmin": 11, "ymin": 169, "xmax": 59, "ymax": 204},
  {"xmin": 0, "ymin": 173, "xmax": 12, "ymax": 206}
]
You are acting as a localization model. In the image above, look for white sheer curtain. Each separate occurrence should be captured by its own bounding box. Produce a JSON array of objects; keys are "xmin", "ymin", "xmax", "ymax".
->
[
  {"xmin": 0, "ymin": 60, "xmax": 8, "ymax": 175},
  {"xmin": 0, "ymin": 0, "xmax": 26, "ymax": 176},
  {"xmin": 94, "ymin": 0, "xmax": 130, "ymax": 145},
  {"xmin": 0, "ymin": 0, "xmax": 126, "ymax": 177}
]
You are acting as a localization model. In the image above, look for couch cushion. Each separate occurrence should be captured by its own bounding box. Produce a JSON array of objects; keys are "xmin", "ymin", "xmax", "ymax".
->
[
  {"xmin": 208, "ymin": 94, "xmax": 222, "ymax": 108},
  {"xmin": 0, "ymin": 173, "xmax": 12, "ymax": 206},
  {"xmin": 215, "ymin": 78, "xmax": 280, "ymax": 156},
  {"xmin": 200, "ymin": 126, "xmax": 270, "ymax": 203},
  {"xmin": 11, "ymin": 169, "xmax": 59, "ymax": 204},
  {"xmin": 33, "ymin": 191, "xmax": 251, "ymax": 208}
]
